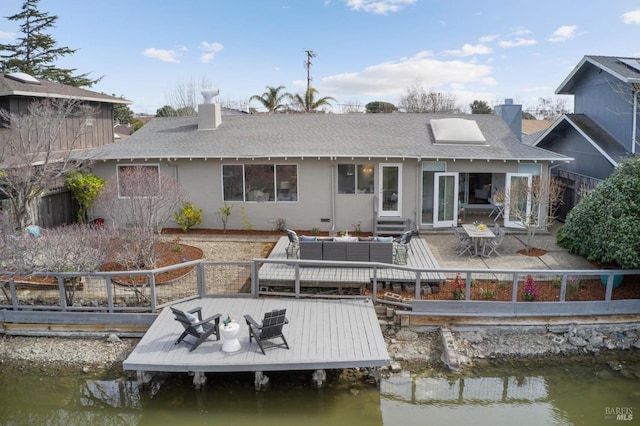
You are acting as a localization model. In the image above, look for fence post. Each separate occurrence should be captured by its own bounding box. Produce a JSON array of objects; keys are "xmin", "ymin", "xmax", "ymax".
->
[
  {"xmin": 415, "ymin": 271, "xmax": 421, "ymax": 300},
  {"xmin": 294, "ymin": 263, "xmax": 301, "ymax": 298},
  {"xmin": 465, "ymin": 272, "xmax": 472, "ymax": 301},
  {"xmin": 9, "ymin": 277, "xmax": 18, "ymax": 310},
  {"xmin": 372, "ymin": 267, "xmax": 378, "ymax": 303}
]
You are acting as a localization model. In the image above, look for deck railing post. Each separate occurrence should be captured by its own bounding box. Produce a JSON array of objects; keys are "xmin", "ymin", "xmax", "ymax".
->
[
  {"xmin": 604, "ymin": 275, "xmax": 614, "ymax": 301},
  {"xmin": 415, "ymin": 271, "xmax": 421, "ymax": 300},
  {"xmin": 372, "ymin": 266, "xmax": 378, "ymax": 303},
  {"xmin": 511, "ymin": 273, "xmax": 519, "ymax": 302},
  {"xmin": 465, "ymin": 272, "xmax": 472, "ymax": 301},
  {"xmin": 251, "ymin": 261, "xmax": 259, "ymax": 297},
  {"xmin": 294, "ymin": 263, "xmax": 301, "ymax": 298},
  {"xmin": 106, "ymin": 276, "xmax": 114, "ymax": 313},
  {"xmin": 559, "ymin": 274, "xmax": 568, "ymax": 302},
  {"xmin": 9, "ymin": 277, "xmax": 18, "ymax": 310},
  {"xmin": 149, "ymin": 273, "xmax": 157, "ymax": 313},
  {"xmin": 57, "ymin": 275, "xmax": 67, "ymax": 311},
  {"xmin": 197, "ymin": 263, "xmax": 206, "ymax": 297}
]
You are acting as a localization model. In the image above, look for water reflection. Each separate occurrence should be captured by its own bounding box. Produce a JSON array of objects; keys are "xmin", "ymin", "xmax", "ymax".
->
[{"xmin": 1, "ymin": 361, "xmax": 638, "ymax": 426}]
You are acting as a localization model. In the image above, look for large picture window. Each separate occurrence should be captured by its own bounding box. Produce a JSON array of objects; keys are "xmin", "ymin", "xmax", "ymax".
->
[
  {"xmin": 223, "ymin": 164, "xmax": 298, "ymax": 202},
  {"xmin": 338, "ymin": 164, "xmax": 374, "ymax": 194},
  {"xmin": 117, "ymin": 165, "xmax": 159, "ymax": 198}
]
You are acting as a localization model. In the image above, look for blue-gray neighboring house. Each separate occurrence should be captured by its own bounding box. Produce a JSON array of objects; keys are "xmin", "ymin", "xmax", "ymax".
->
[{"xmin": 533, "ymin": 55, "xmax": 639, "ymax": 219}]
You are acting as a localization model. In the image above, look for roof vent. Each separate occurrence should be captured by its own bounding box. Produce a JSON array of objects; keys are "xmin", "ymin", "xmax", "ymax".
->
[
  {"xmin": 431, "ymin": 118, "xmax": 487, "ymax": 145},
  {"xmin": 201, "ymin": 88, "xmax": 219, "ymax": 104},
  {"xmin": 6, "ymin": 72, "xmax": 40, "ymax": 84}
]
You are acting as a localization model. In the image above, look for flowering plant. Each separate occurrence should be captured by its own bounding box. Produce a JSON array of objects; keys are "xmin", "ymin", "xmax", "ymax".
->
[
  {"xmin": 451, "ymin": 273, "xmax": 465, "ymax": 300},
  {"xmin": 523, "ymin": 275, "xmax": 538, "ymax": 301}
]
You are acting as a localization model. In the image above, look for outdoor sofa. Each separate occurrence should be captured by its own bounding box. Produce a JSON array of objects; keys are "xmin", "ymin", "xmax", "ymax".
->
[{"xmin": 298, "ymin": 236, "xmax": 394, "ymax": 264}]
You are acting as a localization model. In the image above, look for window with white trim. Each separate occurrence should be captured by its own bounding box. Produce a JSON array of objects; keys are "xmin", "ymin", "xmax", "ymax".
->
[
  {"xmin": 337, "ymin": 164, "xmax": 374, "ymax": 194},
  {"xmin": 222, "ymin": 164, "xmax": 298, "ymax": 202},
  {"xmin": 117, "ymin": 164, "xmax": 160, "ymax": 198}
]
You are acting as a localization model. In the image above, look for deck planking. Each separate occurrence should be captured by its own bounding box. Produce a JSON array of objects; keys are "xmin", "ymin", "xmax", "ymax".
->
[
  {"xmin": 258, "ymin": 237, "xmax": 444, "ymax": 288},
  {"xmin": 123, "ymin": 297, "xmax": 390, "ymax": 374}
]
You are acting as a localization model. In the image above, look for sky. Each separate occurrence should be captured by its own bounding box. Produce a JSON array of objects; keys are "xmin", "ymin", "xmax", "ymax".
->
[{"xmin": 1, "ymin": 0, "xmax": 639, "ymax": 115}]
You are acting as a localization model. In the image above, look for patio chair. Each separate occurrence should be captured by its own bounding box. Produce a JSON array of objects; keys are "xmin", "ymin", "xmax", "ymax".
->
[
  {"xmin": 170, "ymin": 306, "xmax": 221, "ymax": 352},
  {"xmin": 244, "ymin": 309, "xmax": 290, "ymax": 355},
  {"xmin": 285, "ymin": 229, "xmax": 299, "ymax": 258},
  {"xmin": 453, "ymin": 226, "xmax": 473, "ymax": 256},
  {"xmin": 393, "ymin": 230, "xmax": 414, "ymax": 264},
  {"xmin": 483, "ymin": 228, "xmax": 505, "ymax": 257}
]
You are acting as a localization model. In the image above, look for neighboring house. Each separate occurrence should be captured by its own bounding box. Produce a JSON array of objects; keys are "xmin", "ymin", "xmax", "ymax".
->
[
  {"xmin": 533, "ymin": 55, "xmax": 640, "ymax": 220},
  {"xmin": 0, "ymin": 72, "xmax": 131, "ymax": 227},
  {"xmin": 82, "ymin": 97, "xmax": 571, "ymax": 234}
]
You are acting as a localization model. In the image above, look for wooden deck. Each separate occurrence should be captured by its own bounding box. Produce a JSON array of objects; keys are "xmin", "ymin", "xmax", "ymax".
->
[
  {"xmin": 258, "ymin": 237, "xmax": 444, "ymax": 289},
  {"xmin": 123, "ymin": 297, "xmax": 389, "ymax": 375}
]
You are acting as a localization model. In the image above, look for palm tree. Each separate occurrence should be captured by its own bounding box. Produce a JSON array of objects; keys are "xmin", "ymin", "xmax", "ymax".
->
[
  {"xmin": 290, "ymin": 87, "xmax": 336, "ymax": 113},
  {"xmin": 249, "ymin": 85, "xmax": 291, "ymax": 113}
]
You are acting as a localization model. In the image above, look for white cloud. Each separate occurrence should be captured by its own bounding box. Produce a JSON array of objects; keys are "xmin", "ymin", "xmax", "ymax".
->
[
  {"xmin": 498, "ymin": 38, "xmax": 537, "ymax": 48},
  {"xmin": 142, "ymin": 48, "xmax": 181, "ymax": 63},
  {"xmin": 444, "ymin": 43, "xmax": 493, "ymax": 57},
  {"xmin": 479, "ymin": 34, "xmax": 499, "ymax": 43},
  {"xmin": 200, "ymin": 41, "xmax": 224, "ymax": 63},
  {"xmin": 345, "ymin": 0, "xmax": 416, "ymax": 15},
  {"xmin": 0, "ymin": 31, "xmax": 15, "ymax": 40},
  {"xmin": 547, "ymin": 25, "xmax": 577, "ymax": 43},
  {"xmin": 510, "ymin": 26, "xmax": 532, "ymax": 36},
  {"xmin": 321, "ymin": 53, "xmax": 496, "ymax": 98},
  {"xmin": 622, "ymin": 9, "xmax": 640, "ymax": 24}
]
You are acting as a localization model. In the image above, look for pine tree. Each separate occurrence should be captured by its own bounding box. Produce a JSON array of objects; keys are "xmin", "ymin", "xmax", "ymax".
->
[{"xmin": 0, "ymin": 0, "xmax": 101, "ymax": 87}]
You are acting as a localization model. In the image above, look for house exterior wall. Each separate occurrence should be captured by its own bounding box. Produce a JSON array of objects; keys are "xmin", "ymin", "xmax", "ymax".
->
[
  {"xmin": 3, "ymin": 96, "xmax": 115, "ymax": 151},
  {"xmin": 538, "ymin": 127, "xmax": 614, "ymax": 180},
  {"xmin": 573, "ymin": 66, "xmax": 634, "ymax": 151},
  {"xmin": 90, "ymin": 158, "xmax": 549, "ymax": 232}
]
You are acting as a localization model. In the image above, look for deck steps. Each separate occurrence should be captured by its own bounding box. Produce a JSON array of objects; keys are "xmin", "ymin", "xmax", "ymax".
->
[{"xmin": 374, "ymin": 217, "xmax": 410, "ymax": 236}]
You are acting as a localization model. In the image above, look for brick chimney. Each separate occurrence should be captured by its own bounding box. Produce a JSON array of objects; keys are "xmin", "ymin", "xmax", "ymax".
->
[{"xmin": 198, "ymin": 88, "xmax": 222, "ymax": 130}]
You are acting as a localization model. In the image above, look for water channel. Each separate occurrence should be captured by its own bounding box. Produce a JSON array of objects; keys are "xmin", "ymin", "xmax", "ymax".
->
[{"xmin": 1, "ymin": 358, "xmax": 638, "ymax": 425}]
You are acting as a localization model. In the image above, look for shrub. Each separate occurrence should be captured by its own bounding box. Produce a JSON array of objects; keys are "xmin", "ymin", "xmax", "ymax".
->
[
  {"xmin": 215, "ymin": 203, "xmax": 232, "ymax": 233},
  {"xmin": 65, "ymin": 171, "xmax": 105, "ymax": 223},
  {"xmin": 557, "ymin": 156, "xmax": 640, "ymax": 269},
  {"xmin": 523, "ymin": 275, "xmax": 538, "ymax": 301},
  {"xmin": 174, "ymin": 202, "xmax": 203, "ymax": 232}
]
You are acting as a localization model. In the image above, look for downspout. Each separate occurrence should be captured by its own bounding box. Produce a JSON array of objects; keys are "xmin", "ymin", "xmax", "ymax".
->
[
  {"xmin": 330, "ymin": 164, "xmax": 336, "ymax": 235},
  {"xmin": 633, "ymin": 87, "xmax": 638, "ymax": 155}
]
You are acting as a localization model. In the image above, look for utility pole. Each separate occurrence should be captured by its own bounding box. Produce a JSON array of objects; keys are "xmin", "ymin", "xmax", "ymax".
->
[{"xmin": 304, "ymin": 50, "xmax": 316, "ymax": 113}]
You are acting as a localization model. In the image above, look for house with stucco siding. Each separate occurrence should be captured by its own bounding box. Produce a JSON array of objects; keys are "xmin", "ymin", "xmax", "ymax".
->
[{"xmin": 81, "ymin": 96, "xmax": 571, "ymax": 234}]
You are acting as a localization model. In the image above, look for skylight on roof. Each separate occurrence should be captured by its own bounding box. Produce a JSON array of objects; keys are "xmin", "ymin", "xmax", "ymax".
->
[
  {"xmin": 6, "ymin": 72, "xmax": 40, "ymax": 84},
  {"xmin": 430, "ymin": 118, "xmax": 486, "ymax": 145}
]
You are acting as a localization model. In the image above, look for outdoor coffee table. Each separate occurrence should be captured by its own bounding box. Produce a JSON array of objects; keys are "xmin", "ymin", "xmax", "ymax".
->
[{"xmin": 461, "ymin": 224, "xmax": 495, "ymax": 258}]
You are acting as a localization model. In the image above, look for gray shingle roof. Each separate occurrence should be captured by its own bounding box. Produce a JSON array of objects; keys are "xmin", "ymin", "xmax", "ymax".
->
[
  {"xmin": 556, "ymin": 55, "xmax": 640, "ymax": 94},
  {"xmin": 0, "ymin": 73, "xmax": 130, "ymax": 104},
  {"xmin": 80, "ymin": 112, "xmax": 571, "ymax": 162}
]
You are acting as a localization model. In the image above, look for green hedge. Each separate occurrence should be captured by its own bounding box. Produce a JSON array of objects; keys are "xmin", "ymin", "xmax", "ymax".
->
[{"xmin": 557, "ymin": 156, "xmax": 640, "ymax": 269}]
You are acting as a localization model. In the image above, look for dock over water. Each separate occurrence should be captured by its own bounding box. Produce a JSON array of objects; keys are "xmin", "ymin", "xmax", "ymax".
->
[{"xmin": 124, "ymin": 297, "xmax": 390, "ymax": 388}]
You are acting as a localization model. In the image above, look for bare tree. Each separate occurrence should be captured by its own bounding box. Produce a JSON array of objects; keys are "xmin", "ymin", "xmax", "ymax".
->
[
  {"xmin": 341, "ymin": 100, "xmax": 365, "ymax": 114},
  {"xmin": 95, "ymin": 165, "xmax": 189, "ymax": 269},
  {"xmin": 0, "ymin": 98, "xmax": 97, "ymax": 228},
  {"xmin": 165, "ymin": 76, "xmax": 213, "ymax": 116},
  {"xmin": 530, "ymin": 97, "xmax": 571, "ymax": 120},
  {"xmin": 504, "ymin": 175, "xmax": 564, "ymax": 253},
  {"xmin": 399, "ymin": 84, "xmax": 460, "ymax": 113}
]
